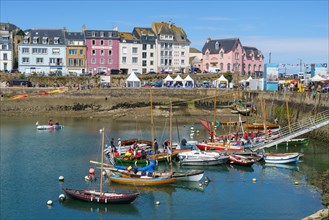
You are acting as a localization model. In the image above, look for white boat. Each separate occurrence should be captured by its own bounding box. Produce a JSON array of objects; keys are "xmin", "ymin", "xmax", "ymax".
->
[
  {"xmin": 37, "ymin": 124, "xmax": 64, "ymax": 130},
  {"xmin": 178, "ymin": 150, "xmax": 229, "ymax": 166},
  {"xmin": 172, "ymin": 170, "xmax": 204, "ymax": 182},
  {"xmin": 264, "ymin": 152, "xmax": 300, "ymax": 164}
]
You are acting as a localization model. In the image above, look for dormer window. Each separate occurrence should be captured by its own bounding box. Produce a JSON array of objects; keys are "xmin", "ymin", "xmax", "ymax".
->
[
  {"xmin": 109, "ymin": 32, "xmax": 113, "ymax": 37},
  {"xmin": 33, "ymin": 36, "xmax": 39, "ymax": 44},
  {"xmin": 54, "ymin": 37, "xmax": 59, "ymax": 44},
  {"xmin": 215, "ymin": 41, "xmax": 219, "ymax": 50},
  {"xmin": 42, "ymin": 37, "xmax": 48, "ymax": 44},
  {"xmin": 100, "ymin": 32, "xmax": 104, "ymax": 37},
  {"xmin": 92, "ymin": 31, "xmax": 95, "ymax": 37},
  {"xmin": 24, "ymin": 36, "xmax": 29, "ymax": 44}
]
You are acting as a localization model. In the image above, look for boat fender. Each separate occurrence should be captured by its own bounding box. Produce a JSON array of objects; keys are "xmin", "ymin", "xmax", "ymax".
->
[
  {"xmin": 47, "ymin": 200, "xmax": 53, "ymax": 206},
  {"xmin": 90, "ymin": 196, "xmax": 93, "ymax": 202},
  {"xmin": 58, "ymin": 194, "xmax": 66, "ymax": 202},
  {"xmin": 58, "ymin": 176, "xmax": 64, "ymax": 181},
  {"xmin": 89, "ymin": 168, "xmax": 95, "ymax": 174}
]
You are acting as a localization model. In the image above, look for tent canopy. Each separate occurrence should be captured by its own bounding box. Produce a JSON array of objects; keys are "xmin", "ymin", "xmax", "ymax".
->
[
  {"xmin": 311, "ymin": 74, "xmax": 327, "ymax": 82},
  {"xmin": 163, "ymin": 74, "xmax": 174, "ymax": 82},
  {"xmin": 173, "ymin": 74, "xmax": 183, "ymax": 82},
  {"xmin": 183, "ymin": 75, "xmax": 194, "ymax": 88},
  {"xmin": 213, "ymin": 75, "xmax": 228, "ymax": 88},
  {"xmin": 125, "ymin": 72, "xmax": 141, "ymax": 87}
]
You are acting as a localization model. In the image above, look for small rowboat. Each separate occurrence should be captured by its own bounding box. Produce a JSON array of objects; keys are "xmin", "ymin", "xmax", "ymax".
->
[
  {"xmin": 264, "ymin": 152, "xmax": 301, "ymax": 164},
  {"xmin": 37, "ymin": 124, "xmax": 64, "ymax": 130},
  {"xmin": 12, "ymin": 94, "xmax": 28, "ymax": 100},
  {"xmin": 229, "ymin": 155, "xmax": 255, "ymax": 167}
]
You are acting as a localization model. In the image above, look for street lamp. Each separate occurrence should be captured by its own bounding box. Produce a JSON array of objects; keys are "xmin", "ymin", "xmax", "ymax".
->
[{"xmin": 297, "ymin": 58, "xmax": 304, "ymax": 79}]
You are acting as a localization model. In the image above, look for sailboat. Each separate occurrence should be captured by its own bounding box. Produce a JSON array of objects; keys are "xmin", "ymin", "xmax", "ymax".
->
[
  {"xmin": 108, "ymin": 90, "xmax": 176, "ymax": 186},
  {"xmin": 62, "ymin": 128, "xmax": 140, "ymax": 204}
]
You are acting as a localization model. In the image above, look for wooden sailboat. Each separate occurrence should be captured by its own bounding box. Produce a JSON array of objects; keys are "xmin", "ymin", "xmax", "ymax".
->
[
  {"xmin": 108, "ymin": 90, "xmax": 176, "ymax": 186},
  {"xmin": 63, "ymin": 128, "xmax": 140, "ymax": 204}
]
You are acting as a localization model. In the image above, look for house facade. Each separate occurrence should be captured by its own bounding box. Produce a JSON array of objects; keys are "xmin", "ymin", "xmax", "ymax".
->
[
  {"xmin": 118, "ymin": 32, "xmax": 141, "ymax": 74},
  {"xmin": 18, "ymin": 29, "xmax": 66, "ymax": 75},
  {"xmin": 0, "ymin": 23, "xmax": 18, "ymax": 72},
  {"xmin": 202, "ymin": 37, "xmax": 263, "ymax": 76},
  {"xmin": 84, "ymin": 29, "xmax": 119, "ymax": 75},
  {"xmin": 65, "ymin": 31, "xmax": 86, "ymax": 76},
  {"xmin": 152, "ymin": 22, "xmax": 190, "ymax": 73},
  {"xmin": 189, "ymin": 47, "xmax": 202, "ymax": 71},
  {"xmin": 132, "ymin": 27, "xmax": 157, "ymax": 74}
]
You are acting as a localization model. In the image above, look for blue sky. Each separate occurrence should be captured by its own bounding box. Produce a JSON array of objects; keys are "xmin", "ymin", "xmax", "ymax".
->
[{"xmin": 1, "ymin": 0, "xmax": 328, "ymax": 70}]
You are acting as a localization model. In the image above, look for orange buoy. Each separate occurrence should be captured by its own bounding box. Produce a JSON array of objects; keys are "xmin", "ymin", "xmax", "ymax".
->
[{"xmin": 89, "ymin": 168, "xmax": 95, "ymax": 174}]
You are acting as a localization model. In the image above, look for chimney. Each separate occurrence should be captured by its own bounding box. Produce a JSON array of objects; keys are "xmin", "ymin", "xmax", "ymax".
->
[
  {"xmin": 206, "ymin": 37, "xmax": 211, "ymax": 43},
  {"xmin": 82, "ymin": 24, "xmax": 86, "ymax": 32}
]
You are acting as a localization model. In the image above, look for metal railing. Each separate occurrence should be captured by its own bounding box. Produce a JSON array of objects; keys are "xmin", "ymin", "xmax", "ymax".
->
[{"xmin": 250, "ymin": 109, "xmax": 329, "ymax": 151}]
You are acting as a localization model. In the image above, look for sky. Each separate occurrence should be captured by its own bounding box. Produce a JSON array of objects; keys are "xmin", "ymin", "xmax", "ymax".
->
[{"xmin": 1, "ymin": 0, "xmax": 328, "ymax": 71}]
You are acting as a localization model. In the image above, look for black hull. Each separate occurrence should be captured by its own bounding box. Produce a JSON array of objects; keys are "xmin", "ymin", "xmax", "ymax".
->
[{"xmin": 63, "ymin": 188, "xmax": 139, "ymax": 204}]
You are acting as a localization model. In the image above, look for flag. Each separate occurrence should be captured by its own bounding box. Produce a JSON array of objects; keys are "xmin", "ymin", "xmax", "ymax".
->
[{"xmin": 199, "ymin": 118, "xmax": 211, "ymax": 132}]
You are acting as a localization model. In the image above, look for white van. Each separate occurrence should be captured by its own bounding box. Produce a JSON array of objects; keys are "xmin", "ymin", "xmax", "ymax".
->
[{"xmin": 208, "ymin": 68, "xmax": 221, "ymax": 73}]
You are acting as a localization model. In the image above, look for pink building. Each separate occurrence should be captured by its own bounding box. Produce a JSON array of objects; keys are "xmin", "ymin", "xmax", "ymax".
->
[
  {"xmin": 201, "ymin": 38, "xmax": 263, "ymax": 77},
  {"xmin": 84, "ymin": 30, "xmax": 120, "ymax": 75}
]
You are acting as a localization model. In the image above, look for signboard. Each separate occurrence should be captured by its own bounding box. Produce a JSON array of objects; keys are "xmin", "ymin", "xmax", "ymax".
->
[{"xmin": 263, "ymin": 64, "xmax": 279, "ymax": 91}]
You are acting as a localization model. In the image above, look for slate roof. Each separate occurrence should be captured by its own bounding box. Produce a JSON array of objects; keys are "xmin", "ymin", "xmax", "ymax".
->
[
  {"xmin": 24, "ymin": 29, "xmax": 66, "ymax": 45},
  {"xmin": 65, "ymin": 32, "xmax": 85, "ymax": 40},
  {"xmin": 243, "ymin": 46, "xmax": 263, "ymax": 58},
  {"xmin": 119, "ymin": 32, "xmax": 140, "ymax": 43},
  {"xmin": 132, "ymin": 27, "xmax": 156, "ymax": 44},
  {"xmin": 152, "ymin": 22, "xmax": 190, "ymax": 44},
  {"xmin": 84, "ymin": 30, "xmax": 119, "ymax": 39},
  {"xmin": 202, "ymin": 38, "xmax": 240, "ymax": 54},
  {"xmin": 190, "ymin": 48, "xmax": 201, "ymax": 53},
  {"xmin": 0, "ymin": 22, "xmax": 19, "ymax": 32}
]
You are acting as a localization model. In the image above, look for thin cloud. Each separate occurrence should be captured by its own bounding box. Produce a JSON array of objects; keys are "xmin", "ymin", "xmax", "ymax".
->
[
  {"xmin": 199, "ymin": 17, "xmax": 232, "ymax": 21},
  {"xmin": 190, "ymin": 26, "xmax": 225, "ymax": 31},
  {"xmin": 312, "ymin": 24, "xmax": 329, "ymax": 29}
]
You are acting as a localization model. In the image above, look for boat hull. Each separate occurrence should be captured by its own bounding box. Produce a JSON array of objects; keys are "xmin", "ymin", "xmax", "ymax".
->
[
  {"xmin": 62, "ymin": 188, "xmax": 139, "ymax": 204},
  {"xmin": 196, "ymin": 143, "xmax": 244, "ymax": 152},
  {"xmin": 265, "ymin": 153, "xmax": 300, "ymax": 164},
  {"xmin": 179, "ymin": 156, "xmax": 229, "ymax": 166},
  {"xmin": 173, "ymin": 170, "xmax": 204, "ymax": 182},
  {"xmin": 37, "ymin": 125, "xmax": 64, "ymax": 130},
  {"xmin": 109, "ymin": 174, "xmax": 176, "ymax": 186}
]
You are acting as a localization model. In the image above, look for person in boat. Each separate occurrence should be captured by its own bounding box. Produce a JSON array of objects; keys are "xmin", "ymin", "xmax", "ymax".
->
[
  {"xmin": 163, "ymin": 140, "xmax": 169, "ymax": 153},
  {"xmin": 55, "ymin": 121, "xmax": 59, "ymax": 125},
  {"xmin": 49, "ymin": 119, "xmax": 53, "ymax": 126},
  {"xmin": 154, "ymin": 139, "xmax": 159, "ymax": 154},
  {"xmin": 141, "ymin": 148, "xmax": 147, "ymax": 159},
  {"xmin": 117, "ymin": 138, "xmax": 121, "ymax": 155}
]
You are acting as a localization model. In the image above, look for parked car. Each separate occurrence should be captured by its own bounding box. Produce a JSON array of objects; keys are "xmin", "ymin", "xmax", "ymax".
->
[
  {"xmin": 322, "ymin": 86, "xmax": 329, "ymax": 93},
  {"xmin": 147, "ymin": 71, "xmax": 157, "ymax": 75},
  {"xmin": 190, "ymin": 67, "xmax": 201, "ymax": 74},
  {"xmin": 110, "ymin": 69, "xmax": 121, "ymax": 75}
]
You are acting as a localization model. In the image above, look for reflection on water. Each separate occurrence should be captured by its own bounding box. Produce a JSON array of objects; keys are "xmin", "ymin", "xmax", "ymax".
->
[
  {"xmin": 228, "ymin": 164, "xmax": 254, "ymax": 172},
  {"xmin": 263, "ymin": 163, "xmax": 299, "ymax": 171},
  {"xmin": 61, "ymin": 199, "xmax": 139, "ymax": 215}
]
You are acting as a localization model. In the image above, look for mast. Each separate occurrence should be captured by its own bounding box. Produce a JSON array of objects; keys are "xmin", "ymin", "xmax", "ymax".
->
[
  {"xmin": 212, "ymin": 82, "xmax": 218, "ymax": 143},
  {"xmin": 169, "ymin": 100, "xmax": 173, "ymax": 176},
  {"xmin": 286, "ymin": 99, "xmax": 291, "ymax": 133},
  {"xmin": 150, "ymin": 89, "xmax": 155, "ymax": 160},
  {"xmin": 100, "ymin": 128, "xmax": 105, "ymax": 195}
]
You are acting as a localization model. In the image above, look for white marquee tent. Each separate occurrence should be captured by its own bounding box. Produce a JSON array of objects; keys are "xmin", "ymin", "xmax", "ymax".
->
[
  {"xmin": 173, "ymin": 74, "xmax": 184, "ymax": 87},
  {"xmin": 213, "ymin": 75, "xmax": 228, "ymax": 88},
  {"xmin": 310, "ymin": 74, "xmax": 327, "ymax": 82},
  {"xmin": 163, "ymin": 75, "xmax": 174, "ymax": 87},
  {"xmin": 183, "ymin": 75, "xmax": 194, "ymax": 88},
  {"xmin": 125, "ymin": 72, "xmax": 141, "ymax": 88}
]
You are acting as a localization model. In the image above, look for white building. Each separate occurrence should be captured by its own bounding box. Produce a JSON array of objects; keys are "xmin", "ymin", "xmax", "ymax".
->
[
  {"xmin": 0, "ymin": 23, "xmax": 16, "ymax": 72},
  {"xmin": 151, "ymin": 22, "xmax": 190, "ymax": 73},
  {"xmin": 18, "ymin": 29, "xmax": 67, "ymax": 75}
]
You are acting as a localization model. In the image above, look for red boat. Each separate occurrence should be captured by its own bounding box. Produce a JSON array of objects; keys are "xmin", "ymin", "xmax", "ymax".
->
[
  {"xmin": 229, "ymin": 155, "xmax": 255, "ymax": 167},
  {"xmin": 196, "ymin": 142, "xmax": 244, "ymax": 152}
]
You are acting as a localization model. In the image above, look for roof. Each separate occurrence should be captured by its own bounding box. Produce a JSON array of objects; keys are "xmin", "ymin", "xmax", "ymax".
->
[
  {"xmin": 184, "ymin": 75, "xmax": 194, "ymax": 81},
  {"xmin": 152, "ymin": 21, "xmax": 190, "ymax": 44},
  {"xmin": 119, "ymin": 32, "xmax": 140, "ymax": 43},
  {"xmin": 173, "ymin": 74, "xmax": 184, "ymax": 82},
  {"xmin": 243, "ymin": 46, "xmax": 263, "ymax": 58},
  {"xmin": 26, "ymin": 29, "xmax": 66, "ymax": 45},
  {"xmin": 0, "ymin": 22, "xmax": 19, "ymax": 32},
  {"xmin": 132, "ymin": 27, "xmax": 156, "ymax": 43},
  {"xmin": 163, "ymin": 75, "xmax": 174, "ymax": 82},
  {"xmin": 84, "ymin": 30, "xmax": 119, "ymax": 39},
  {"xmin": 65, "ymin": 32, "xmax": 85, "ymax": 40},
  {"xmin": 190, "ymin": 48, "xmax": 201, "ymax": 53},
  {"xmin": 202, "ymin": 38, "xmax": 240, "ymax": 54},
  {"xmin": 126, "ymin": 72, "xmax": 141, "ymax": 81}
]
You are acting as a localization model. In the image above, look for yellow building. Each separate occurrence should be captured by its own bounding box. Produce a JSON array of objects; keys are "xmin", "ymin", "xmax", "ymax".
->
[{"xmin": 65, "ymin": 31, "xmax": 86, "ymax": 75}]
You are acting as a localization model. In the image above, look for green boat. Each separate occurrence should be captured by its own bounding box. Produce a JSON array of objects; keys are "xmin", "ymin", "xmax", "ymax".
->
[{"xmin": 277, "ymin": 138, "xmax": 309, "ymax": 146}]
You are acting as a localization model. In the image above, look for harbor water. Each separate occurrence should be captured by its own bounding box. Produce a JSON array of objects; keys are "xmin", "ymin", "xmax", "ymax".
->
[{"xmin": 1, "ymin": 116, "xmax": 328, "ymax": 220}]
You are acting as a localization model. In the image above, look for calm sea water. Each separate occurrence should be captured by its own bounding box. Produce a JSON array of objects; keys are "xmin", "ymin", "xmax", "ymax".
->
[{"xmin": 1, "ymin": 116, "xmax": 328, "ymax": 220}]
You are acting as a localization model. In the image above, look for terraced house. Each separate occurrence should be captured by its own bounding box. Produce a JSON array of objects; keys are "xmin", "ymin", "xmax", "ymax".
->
[
  {"xmin": 151, "ymin": 22, "xmax": 190, "ymax": 73},
  {"xmin": 18, "ymin": 29, "xmax": 66, "ymax": 75},
  {"xmin": 65, "ymin": 29, "xmax": 86, "ymax": 76},
  {"xmin": 84, "ymin": 29, "xmax": 120, "ymax": 75},
  {"xmin": 132, "ymin": 27, "xmax": 157, "ymax": 74},
  {"xmin": 202, "ymin": 38, "xmax": 263, "ymax": 76},
  {"xmin": 118, "ymin": 32, "xmax": 141, "ymax": 74},
  {"xmin": 0, "ymin": 23, "xmax": 18, "ymax": 72}
]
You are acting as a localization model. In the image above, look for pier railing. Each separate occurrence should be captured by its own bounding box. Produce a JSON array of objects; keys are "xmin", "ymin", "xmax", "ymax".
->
[{"xmin": 250, "ymin": 109, "xmax": 329, "ymax": 151}]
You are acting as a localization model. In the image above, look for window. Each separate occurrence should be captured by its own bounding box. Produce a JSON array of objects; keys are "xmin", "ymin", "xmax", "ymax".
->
[
  {"xmin": 181, "ymin": 59, "xmax": 185, "ymax": 65},
  {"xmin": 108, "ymin": 40, "xmax": 112, "ymax": 46},
  {"xmin": 220, "ymin": 51, "xmax": 224, "ymax": 59},
  {"xmin": 142, "ymin": 60, "xmax": 147, "ymax": 66},
  {"xmin": 42, "ymin": 37, "xmax": 48, "ymax": 44},
  {"xmin": 122, "ymin": 47, "xmax": 127, "ymax": 54},
  {"xmin": 89, "ymin": 68, "xmax": 93, "ymax": 73},
  {"xmin": 100, "ymin": 50, "xmax": 104, "ymax": 56},
  {"xmin": 142, "ymin": 52, "xmax": 147, "ymax": 58},
  {"xmin": 100, "ymin": 58, "xmax": 104, "ymax": 64},
  {"xmin": 92, "ymin": 32, "xmax": 95, "ymax": 37},
  {"xmin": 108, "ymin": 59, "xmax": 112, "ymax": 64},
  {"xmin": 206, "ymin": 52, "xmax": 209, "ymax": 60},
  {"xmin": 92, "ymin": 58, "xmax": 96, "ymax": 64},
  {"xmin": 49, "ymin": 58, "xmax": 56, "ymax": 65},
  {"xmin": 215, "ymin": 41, "xmax": 219, "ymax": 50},
  {"xmin": 150, "ymin": 60, "xmax": 154, "ymax": 65},
  {"xmin": 142, "ymin": 44, "xmax": 147, "ymax": 50},
  {"xmin": 235, "ymin": 52, "xmax": 239, "ymax": 60},
  {"xmin": 132, "ymin": 47, "xmax": 138, "ymax": 54},
  {"xmin": 68, "ymin": 58, "xmax": 74, "ymax": 66},
  {"xmin": 100, "ymin": 40, "xmax": 104, "ymax": 45},
  {"xmin": 92, "ymin": 40, "xmax": 95, "ymax": 45},
  {"xmin": 227, "ymin": 63, "xmax": 231, "ymax": 71},
  {"xmin": 160, "ymin": 59, "xmax": 164, "ymax": 65},
  {"xmin": 52, "ymin": 48, "xmax": 60, "ymax": 55},
  {"xmin": 132, "ymin": 57, "xmax": 138, "ymax": 63},
  {"xmin": 122, "ymin": 57, "xmax": 126, "ymax": 63},
  {"xmin": 3, "ymin": 53, "xmax": 7, "ymax": 60},
  {"xmin": 23, "ymin": 37, "xmax": 29, "ymax": 44},
  {"xmin": 22, "ymin": 48, "xmax": 29, "ymax": 54},
  {"xmin": 108, "ymin": 50, "xmax": 112, "ymax": 56},
  {"xmin": 33, "ymin": 37, "xmax": 39, "ymax": 44},
  {"xmin": 150, "ymin": 44, "xmax": 154, "ymax": 49},
  {"xmin": 69, "ymin": 49, "xmax": 77, "ymax": 55},
  {"xmin": 22, "ymin": 57, "xmax": 29, "ymax": 63},
  {"xmin": 100, "ymin": 32, "xmax": 104, "ymax": 37},
  {"xmin": 142, "ymin": 68, "xmax": 147, "ymax": 74},
  {"xmin": 36, "ymin": 58, "xmax": 43, "ymax": 63},
  {"xmin": 92, "ymin": 50, "xmax": 96, "ymax": 55},
  {"xmin": 181, "ymin": 51, "xmax": 185, "ymax": 57},
  {"xmin": 80, "ymin": 49, "xmax": 83, "ymax": 55},
  {"xmin": 54, "ymin": 37, "xmax": 59, "ymax": 44},
  {"xmin": 150, "ymin": 52, "xmax": 154, "ymax": 58}
]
